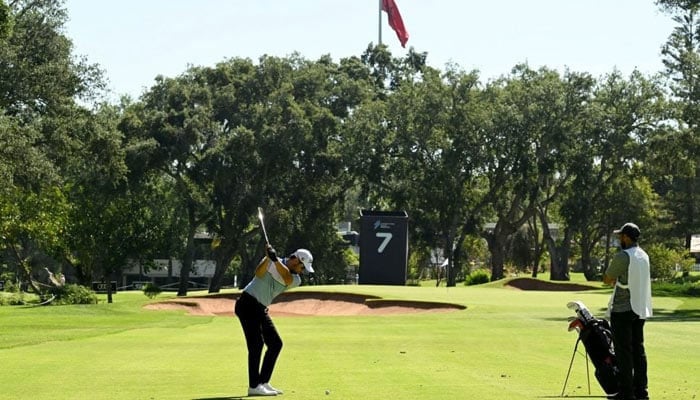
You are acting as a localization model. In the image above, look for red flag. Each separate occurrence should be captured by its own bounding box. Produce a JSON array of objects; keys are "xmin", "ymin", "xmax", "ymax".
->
[{"xmin": 382, "ymin": 0, "xmax": 409, "ymax": 48}]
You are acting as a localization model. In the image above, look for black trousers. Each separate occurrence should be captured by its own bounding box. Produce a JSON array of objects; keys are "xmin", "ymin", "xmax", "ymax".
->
[
  {"xmin": 234, "ymin": 292, "xmax": 283, "ymax": 388},
  {"xmin": 610, "ymin": 311, "xmax": 648, "ymax": 399}
]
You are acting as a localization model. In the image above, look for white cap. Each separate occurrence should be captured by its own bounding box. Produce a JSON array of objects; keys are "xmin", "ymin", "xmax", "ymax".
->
[{"xmin": 293, "ymin": 249, "xmax": 314, "ymax": 273}]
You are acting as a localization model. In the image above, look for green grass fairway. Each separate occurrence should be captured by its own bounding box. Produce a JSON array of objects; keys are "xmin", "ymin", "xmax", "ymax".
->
[{"xmin": 0, "ymin": 281, "xmax": 698, "ymax": 399}]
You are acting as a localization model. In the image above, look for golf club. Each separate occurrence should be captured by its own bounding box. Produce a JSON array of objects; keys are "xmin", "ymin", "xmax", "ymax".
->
[{"xmin": 257, "ymin": 207, "xmax": 270, "ymax": 245}]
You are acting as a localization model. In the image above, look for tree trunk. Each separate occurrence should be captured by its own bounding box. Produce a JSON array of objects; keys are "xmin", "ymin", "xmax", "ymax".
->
[
  {"xmin": 177, "ymin": 205, "xmax": 198, "ymax": 297},
  {"xmin": 490, "ymin": 244, "xmax": 506, "ymax": 280},
  {"xmin": 531, "ymin": 214, "xmax": 541, "ymax": 278},
  {"xmin": 581, "ymin": 239, "xmax": 598, "ymax": 281},
  {"xmin": 166, "ymin": 257, "xmax": 172, "ymax": 284},
  {"xmin": 178, "ymin": 232, "xmax": 195, "ymax": 296},
  {"xmin": 549, "ymin": 227, "xmax": 571, "ymax": 281},
  {"xmin": 105, "ymin": 273, "xmax": 113, "ymax": 304},
  {"xmin": 208, "ymin": 262, "xmax": 225, "ymax": 293},
  {"xmin": 488, "ymin": 228, "xmax": 508, "ymax": 281},
  {"xmin": 538, "ymin": 208, "xmax": 559, "ymax": 280},
  {"xmin": 208, "ymin": 244, "xmax": 235, "ymax": 293}
]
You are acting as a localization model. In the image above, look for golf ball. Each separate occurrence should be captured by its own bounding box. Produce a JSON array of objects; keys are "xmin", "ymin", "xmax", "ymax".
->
[{"xmin": 325, "ymin": 390, "xmax": 330, "ymax": 395}]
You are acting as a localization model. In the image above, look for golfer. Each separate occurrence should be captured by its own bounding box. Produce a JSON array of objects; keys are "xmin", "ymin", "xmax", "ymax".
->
[
  {"xmin": 603, "ymin": 222, "xmax": 652, "ymax": 400},
  {"xmin": 235, "ymin": 245, "xmax": 314, "ymax": 396}
]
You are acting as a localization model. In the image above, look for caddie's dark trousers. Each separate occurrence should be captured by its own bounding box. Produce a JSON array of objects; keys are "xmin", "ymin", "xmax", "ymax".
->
[
  {"xmin": 235, "ymin": 291, "xmax": 283, "ymax": 388},
  {"xmin": 611, "ymin": 311, "xmax": 648, "ymax": 399}
]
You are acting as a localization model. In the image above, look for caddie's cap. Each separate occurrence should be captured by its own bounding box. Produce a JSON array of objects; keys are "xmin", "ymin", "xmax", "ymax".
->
[{"xmin": 614, "ymin": 222, "xmax": 640, "ymax": 240}]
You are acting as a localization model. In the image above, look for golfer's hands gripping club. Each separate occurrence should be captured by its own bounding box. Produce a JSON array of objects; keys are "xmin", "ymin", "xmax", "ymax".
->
[{"xmin": 266, "ymin": 245, "xmax": 278, "ymax": 262}]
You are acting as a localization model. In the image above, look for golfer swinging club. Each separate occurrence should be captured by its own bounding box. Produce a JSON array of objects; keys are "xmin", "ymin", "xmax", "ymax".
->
[{"xmin": 235, "ymin": 244, "xmax": 314, "ymax": 396}]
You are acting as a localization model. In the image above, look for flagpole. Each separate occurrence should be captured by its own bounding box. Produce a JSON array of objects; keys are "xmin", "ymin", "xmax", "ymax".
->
[{"xmin": 378, "ymin": 0, "xmax": 382, "ymax": 45}]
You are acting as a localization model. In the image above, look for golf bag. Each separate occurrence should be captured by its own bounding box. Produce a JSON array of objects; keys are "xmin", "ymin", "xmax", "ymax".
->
[{"xmin": 566, "ymin": 301, "xmax": 619, "ymax": 395}]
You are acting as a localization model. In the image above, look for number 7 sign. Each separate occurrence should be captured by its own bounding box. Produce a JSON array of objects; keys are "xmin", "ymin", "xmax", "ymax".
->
[
  {"xmin": 359, "ymin": 210, "xmax": 408, "ymax": 285},
  {"xmin": 376, "ymin": 232, "xmax": 393, "ymax": 253}
]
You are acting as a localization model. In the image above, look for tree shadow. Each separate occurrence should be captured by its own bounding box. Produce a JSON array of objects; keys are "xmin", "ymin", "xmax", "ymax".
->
[
  {"xmin": 648, "ymin": 307, "xmax": 700, "ymax": 322},
  {"xmin": 543, "ymin": 307, "xmax": 610, "ymax": 323},
  {"xmin": 546, "ymin": 306, "xmax": 700, "ymax": 323},
  {"xmin": 537, "ymin": 396, "xmax": 607, "ymax": 399}
]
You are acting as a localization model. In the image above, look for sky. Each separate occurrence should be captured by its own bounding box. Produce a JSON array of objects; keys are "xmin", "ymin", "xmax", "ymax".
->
[{"xmin": 63, "ymin": 0, "xmax": 676, "ymax": 101}]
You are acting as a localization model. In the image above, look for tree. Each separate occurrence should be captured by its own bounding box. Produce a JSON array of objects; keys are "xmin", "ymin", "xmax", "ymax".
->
[
  {"xmin": 0, "ymin": 0, "xmax": 103, "ymax": 118},
  {"xmin": 387, "ymin": 65, "xmax": 491, "ymax": 286},
  {"xmin": 481, "ymin": 66, "xmax": 589, "ymax": 280},
  {"xmin": 121, "ymin": 73, "xmax": 216, "ymax": 297},
  {"xmin": 0, "ymin": 1, "xmax": 12, "ymax": 40},
  {"xmin": 559, "ymin": 71, "xmax": 665, "ymax": 280},
  {"xmin": 651, "ymin": 0, "xmax": 700, "ymax": 248},
  {"xmin": 1, "ymin": 185, "xmax": 68, "ymax": 295},
  {"xmin": 123, "ymin": 53, "xmax": 366, "ymax": 293},
  {"xmin": 0, "ymin": 0, "xmax": 105, "ymax": 295},
  {"xmin": 202, "ymin": 54, "xmax": 364, "ymax": 289},
  {"xmin": 61, "ymin": 105, "xmax": 168, "ymax": 303},
  {"xmin": 344, "ymin": 46, "xmax": 490, "ymax": 286}
]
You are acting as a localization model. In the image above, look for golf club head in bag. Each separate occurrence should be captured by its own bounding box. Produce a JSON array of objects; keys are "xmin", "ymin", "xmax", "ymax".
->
[
  {"xmin": 565, "ymin": 300, "xmax": 620, "ymax": 395},
  {"xmin": 567, "ymin": 300, "xmax": 594, "ymax": 323},
  {"xmin": 567, "ymin": 317, "xmax": 584, "ymax": 333}
]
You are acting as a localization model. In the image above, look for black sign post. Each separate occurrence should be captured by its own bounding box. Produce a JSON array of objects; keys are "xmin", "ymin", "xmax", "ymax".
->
[{"xmin": 359, "ymin": 210, "xmax": 408, "ymax": 285}]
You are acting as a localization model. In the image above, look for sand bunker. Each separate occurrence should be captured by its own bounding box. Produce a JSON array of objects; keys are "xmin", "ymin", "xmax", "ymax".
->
[
  {"xmin": 144, "ymin": 291, "xmax": 466, "ymax": 317},
  {"xmin": 505, "ymin": 277, "xmax": 601, "ymax": 292}
]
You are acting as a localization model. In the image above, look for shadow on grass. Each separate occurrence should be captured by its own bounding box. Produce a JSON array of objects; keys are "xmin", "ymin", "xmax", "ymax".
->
[
  {"xmin": 548, "ymin": 306, "xmax": 700, "ymax": 323},
  {"xmin": 191, "ymin": 397, "xmax": 244, "ymax": 400},
  {"xmin": 544, "ymin": 307, "xmax": 610, "ymax": 323},
  {"xmin": 538, "ymin": 396, "xmax": 607, "ymax": 399},
  {"xmin": 648, "ymin": 307, "xmax": 700, "ymax": 321}
]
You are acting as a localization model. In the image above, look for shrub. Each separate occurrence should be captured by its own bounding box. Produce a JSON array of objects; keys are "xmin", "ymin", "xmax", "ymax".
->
[
  {"xmin": 464, "ymin": 269, "xmax": 491, "ymax": 286},
  {"xmin": 52, "ymin": 284, "xmax": 98, "ymax": 305},
  {"xmin": 645, "ymin": 244, "xmax": 694, "ymax": 282},
  {"xmin": 4, "ymin": 280, "xmax": 20, "ymax": 293},
  {"xmin": 0, "ymin": 292, "xmax": 26, "ymax": 306},
  {"xmin": 143, "ymin": 282, "xmax": 162, "ymax": 299},
  {"xmin": 652, "ymin": 281, "xmax": 700, "ymax": 297},
  {"xmin": 672, "ymin": 274, "xmax": 700, "ymax": 284},
  {"xmin": 0, "ymin": 274, "xmax": 19, "ymax": 293}
]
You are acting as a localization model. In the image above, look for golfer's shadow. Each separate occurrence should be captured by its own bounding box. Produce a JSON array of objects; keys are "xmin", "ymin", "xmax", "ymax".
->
[
  {"xmin": 191, "ymin": 396, "xmax": 245, "ymax": 400},
  {"xmin": 538, "ymin": 396, "xmax": 608, "ymax": 399}
]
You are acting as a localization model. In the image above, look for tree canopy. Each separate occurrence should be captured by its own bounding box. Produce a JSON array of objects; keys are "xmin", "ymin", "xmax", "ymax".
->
[{"xmin": 1, "ymin": 0, "xmax": 699, "ymax": 298}]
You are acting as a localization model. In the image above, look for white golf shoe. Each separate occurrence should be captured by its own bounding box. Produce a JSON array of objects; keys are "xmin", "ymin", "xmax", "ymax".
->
[
  {"xmin": 248, "ymin": 384, "xmax": 277, "ymax": 396},
  {"xmin": 262, "ymin": 383, "xmax": 284, "ymax": 394}
]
